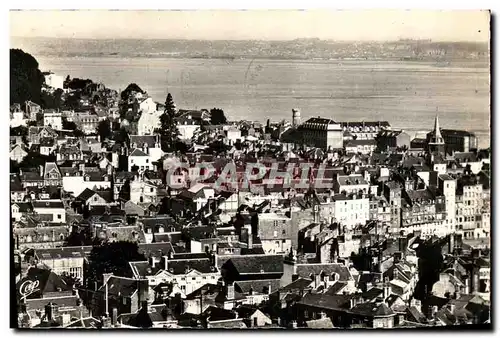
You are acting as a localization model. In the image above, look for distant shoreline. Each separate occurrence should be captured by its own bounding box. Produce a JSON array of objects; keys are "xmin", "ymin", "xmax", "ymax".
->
[{"xmin": 32, "ymin": 53, "xmax": 489, "ymax": 68}]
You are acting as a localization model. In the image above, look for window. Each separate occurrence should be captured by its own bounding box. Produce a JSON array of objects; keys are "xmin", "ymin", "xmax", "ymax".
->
[
  {"xmin": 282, "ymin": 230, "xmax": 286, "ymax": 235},
  {"xmin": 273, "ymin": 230, "xmax": 277, "ymax": 238},
  {"xmin": 146, "ymin": 159, "xmax": 149, "ymax": 163},
  {"xmin": 150, "ymin": 188, "xmax": 154, "ymax": 193},
  {"xmin": 192, "ymin": 277, "xmax": 196, "ymax": 281},
  {"xmin": 253, "ymin": 318, "xmax": 258, "ymax": 327},
  {"xmin": 131, "ymin": 159, "xmax": 134, "ymax": 164},
  {"xmin": 57, "ymin": 214, "xmax": 62, "ymax": 219}
]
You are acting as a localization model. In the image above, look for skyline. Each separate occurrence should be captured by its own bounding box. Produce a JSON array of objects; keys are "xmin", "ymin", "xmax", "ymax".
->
[{"xmin": 10, "ymin": 10, "xmax": 490, "ymax": 42}]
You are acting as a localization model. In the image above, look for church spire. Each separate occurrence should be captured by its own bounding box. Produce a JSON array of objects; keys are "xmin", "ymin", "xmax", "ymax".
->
[{"xmin": 432, "ymin": 115, "xmax": 444, "ymax": 144}]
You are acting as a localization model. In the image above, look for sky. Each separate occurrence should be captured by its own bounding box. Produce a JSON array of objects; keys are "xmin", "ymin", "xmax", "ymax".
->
[{"xmin": 10, "ymin": 10, "xmax": 490, "ymax": 42}]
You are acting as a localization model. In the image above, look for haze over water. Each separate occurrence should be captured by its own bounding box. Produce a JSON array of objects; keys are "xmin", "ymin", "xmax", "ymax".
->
[{"xmin": 32, "ymin": 54, "xmax": 489, "ymax": 148}]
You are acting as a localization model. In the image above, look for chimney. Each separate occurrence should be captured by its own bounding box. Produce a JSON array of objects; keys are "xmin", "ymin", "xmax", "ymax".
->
[
  {"xmin": 349, "ymin": 298, "xmax": 355, "ymax": 309},
  {"xmin": 394, "ymin": 269, "xmax": 399, "ymax": 280},
  {"xmin": 291, "ymin": 321, "xmax": 298, "ymax": 329},
  {"xmin": 431, "ymin": 305, "xmax": 438, "ymax": 317},
  {"xmin": 267, "ymin": 282, "xmax": 272, "ymax": 295},
  {"xmin": 449, "ymin": 303, "xmax": 455, "ymax": 314},
  {"xmin": 39, "ymin": 164, "xmax": 44, "ymax": 177},
  {"xmin": 45, "ymin": 302, "xmax": 58, "ymax": 322},
  {"xmin": 394, "ymin": 252, "xmax": 402, "ymax": 263},
  {"xmin": 227, "ymin": 282, "xmax": 235, "ymax": 300},
  {"xmin": 149, "ymin": 256, "xmax": 156, "ymax": 268},
  {"xmin": 103, "ymin": 273, "xmax": 113, "ymax": 285},
  {"xmin": 111, "ymin": 307, "xmax": 118, "ymax": 327},
  {"xmin": 383, "ymin": 284, "xmax": 391, "ymax": 299}
]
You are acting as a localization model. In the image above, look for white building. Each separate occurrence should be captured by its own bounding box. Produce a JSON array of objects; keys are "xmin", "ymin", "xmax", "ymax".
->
[
  {"xmin": 128, "ymin": 148, "xmax": 153, "ymax": 172},
  {"xmin": 43, "ymin": 111, "xmax": 63, "ymax": 130},
  {"xmin": 226, "ymin": 127, "xmax": 242, "ymax": 145},
  {"xmin": 10, "ymin": 110, "xmax": 27, "ymax": 127},
  {"xmin": 44, "ymin": 72, "xmax": 65, "ymax": 90},
  {"xmin": 138, "ymin": 110, "xmax": 162, "ymax": 136},
  {"xmin": 330, "ymin": 193, "xmax": 370, "ymax": 229},
  {"xmin": 130, "ymin": 177, "xmax": 158, "ymax": 205},
  {"xmin": 61, "ymin": 168, "xmax": 112, "ymax": 197},
  {"xmin": 334, "ymin": 174, "xmax": 370, "ymax": 195},
  {"xmin": 32, "ymin": 199, "xmax": 66, "ymax": 224},
  {"xmin": 439, "ymin": 174, "xmax": 457, "ymax": 234},
  {"xmin": 142, "ymin": 255, "xmax": 220, "ymax": 296}
]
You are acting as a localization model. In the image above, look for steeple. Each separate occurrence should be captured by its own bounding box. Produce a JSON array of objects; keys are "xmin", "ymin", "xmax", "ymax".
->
[
  {"xmin": 428, "ymin": 114, "xmax": 445, "ymax": 155},
  {"xmin": 432, "ymin": 115, "xmax": 444, "ymax": 144}
]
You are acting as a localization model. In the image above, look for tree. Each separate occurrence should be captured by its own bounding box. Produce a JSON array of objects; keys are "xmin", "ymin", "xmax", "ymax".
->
[
  {"xmin": 120, "ymin": 83, "xmax": 145, "ymax": 101},
  {"xmin": 158, "ymin": 93, "xmax": 180, "ymax": 152},
  {"xmin": 113, "ymin": 127, "xmax": 129, "ymax": 146},
  {"xmin": 10, "ymin": 49, "xmax": 45, "ymax": 105},
  {"xmin": 86, "ymin": 241, "xmax": 146, "ymax": 287},
  {"xmin": 66, "ymin": 78, "xmax": 93, "ymax": 91},
  {"xmin": 19, "ymin": 151, "xmax": 56, "ymax": 169},
  {"xmin": 210, "ymin": 108, "xmax": 227, "ymax": 125},
  {"xmin": 96, "ymin": 119, "xmax": 112, "ymax": 141},
  {"xmin": 62, "ymin": 117, "xmax": 84, "ymax": 137},
  {"xmin": 40, "ymin": 88, "xmax": 64, "ymax": 110}
]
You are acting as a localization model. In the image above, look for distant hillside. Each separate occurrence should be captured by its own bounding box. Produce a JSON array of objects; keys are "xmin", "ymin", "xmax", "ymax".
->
[{"xmin": 11, "ymin": 37, "xmax": 489, "ymax": 62}]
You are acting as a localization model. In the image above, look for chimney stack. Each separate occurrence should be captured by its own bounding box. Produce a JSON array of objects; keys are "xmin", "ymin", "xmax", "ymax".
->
[
  {"xmin": 227, "ymin": 282, "xmax": 235, "ymax": 300},
  {"xmin": 111, "ymin": 307, "xmax": 118, "ymax": 327}
]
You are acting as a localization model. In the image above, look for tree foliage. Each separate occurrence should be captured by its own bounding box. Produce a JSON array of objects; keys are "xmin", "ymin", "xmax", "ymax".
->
[
  {"xmin": 66, "ymin": 78, "xmax": 93, "ymax": 91},
  {"xmin": 19, "ymin": 152, "xmax": 56, "ymax": 169},
  {"xmin": 10, "ymin": 49, "xmax": 45, "ymax": 105},
  {"xmin": 40, "ymin": 88, "xmax": 64, "ymax": 110},
  {"xmin": 113, "ymin": 127, "xmax": 129, "ymax": 146},
  {"xmin": 210, "ymin": 108, "xmax": 227, "ymax": 125},
  {"xmin": 120, "ymin": 83, "xmax": 145, "ymax": 101},
  {"xmin": 158, "ymin": 93, "xmax": 181, "ymax": 152},
  {"xmin": 86, "ymin": 241, "xmax": 146, "ymax": 286},
  {"xmin": 96, "ymin": 119, "xmax": 112, "ymax": 141}
]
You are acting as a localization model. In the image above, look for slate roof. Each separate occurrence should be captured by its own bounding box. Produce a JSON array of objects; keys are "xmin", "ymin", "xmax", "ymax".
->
[
  {"xmin": 234, "ymin": 279, "xmax": 281, "ymax": 294},
  {"xmin": 10, "ymin": 174, "xmax": 24, "ymax": 191},
  {"xmin": 222, "ymin": 255, "xmax": 284, "ymax": 274},
  {"xmin": 349, "ymin": 302, "xmax": 395, "ymax": 317},
  {"xmin": 130, "ymin": 135, "xmax": 158, "ymax": 148},
  {"xmin": 138, "ymin": 242, "xmax": 175, "ymax": 258},
  {"xmin": 32, "ymin": 200, "xmax": 64, "ymax": 209},
  {"xmin": 12, "ymin": 202, "xmax": 33, "ymax": 213},
  {"xmin": 295, "ymin": 263, "xmax": 352, "ymax": 282},
  {"xmin": 297, "ymin": 293, "xmax": 355, "ymax": 311},
  {"xmin": 325, "ymin": 281, "xmax": 348, "ymax": 295},
  {"xmin": 280, "ymin": 278, "xmax": 314, "ymax": 292},
  {"xmin": 99, "ymin": 276, "xmax": 140, "ymax": 297},
  {"xmin": 35, "ymin": 246, "xmax": 92, "ymax": 260},
  {"xmin": 129, "ymin": 148, "xmax": 149, "ymax": 157},
  {"xmin": 77, "ymin": 188, "xmax": 98, "ymax": 201},
  {"xmin": 17, "ymin": 268, "xmax": 72, "ymax": 299},
  {"xmin": 163, "ymin": 258, "xmax": 216, "ymax": 275},
  {"xmin": 129, "ymin": 261, "xmax": 162, "ymax": 278}
]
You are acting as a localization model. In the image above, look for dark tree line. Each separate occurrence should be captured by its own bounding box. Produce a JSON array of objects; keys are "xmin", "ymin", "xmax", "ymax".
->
[
  {"xmin": 10, "ymin": 49, "xmax": 45, "ymax": 105},
  {"xmin": 85, "ymin": 241, "xmax": 146, "ymax": 287}
]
